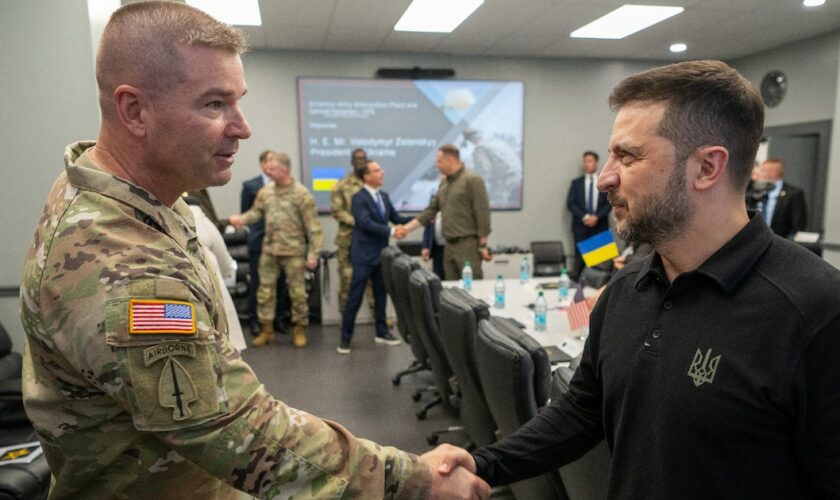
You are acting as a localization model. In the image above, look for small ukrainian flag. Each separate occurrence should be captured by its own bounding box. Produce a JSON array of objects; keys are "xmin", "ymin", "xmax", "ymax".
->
[
  {"xmin": 577, "ymin": 230, "xmax": 620, "ymax": 268},
  {"xmin": 311, "ymin": 167, "xmax": 345, "ymax": 192}
]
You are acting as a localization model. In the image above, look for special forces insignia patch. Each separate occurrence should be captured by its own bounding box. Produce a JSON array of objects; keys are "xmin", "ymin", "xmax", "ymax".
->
[
  {"xmin": 687, "ymin": 348, "xmax": 721, "ymax": 387},
  {"xmin": 144, "ymin": 342, "xmax": 198, "ymax": 420}
]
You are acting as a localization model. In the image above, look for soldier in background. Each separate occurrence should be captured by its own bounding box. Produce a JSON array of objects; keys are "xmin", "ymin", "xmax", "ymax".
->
[
  {"xmin": 19, "ymin": 2, "xmax": 487, "ymax": 498},
  {"xmin": 330, "ymin": 148, "xmax": 376, "ymax": 318},
  {"xmin": 230, "ymin": 152, "xmax": 322, "ymax": 349}
]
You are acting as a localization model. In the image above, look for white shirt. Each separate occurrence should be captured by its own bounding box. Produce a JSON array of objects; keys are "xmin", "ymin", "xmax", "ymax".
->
[
  {"xmin": 764, "ymin": 179, "xmax": 784, "ymax": 224},
  {"xmin": 434, "ymin": 211, "xmax": 445, "ymax": 246}
]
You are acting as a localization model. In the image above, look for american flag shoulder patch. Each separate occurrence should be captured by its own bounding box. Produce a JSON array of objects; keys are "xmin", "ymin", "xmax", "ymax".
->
[{"xmin": 129, "ymin": 299, "xmax": 196, "ymax": 335}]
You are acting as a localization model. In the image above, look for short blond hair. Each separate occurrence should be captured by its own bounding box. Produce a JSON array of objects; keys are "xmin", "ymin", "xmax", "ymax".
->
[{"xmin": 96, "ymin": 1, "xmax": 247, "ymax": 117}]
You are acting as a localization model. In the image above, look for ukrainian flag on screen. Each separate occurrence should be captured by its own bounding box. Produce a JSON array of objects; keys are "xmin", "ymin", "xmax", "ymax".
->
[
  {"xmin": 577, "ymin": 230, "xmax": 620, "ymax": 268},
  {"xmin": 311, "ymin": 167, "xmax": 345, "ymax": 192}
]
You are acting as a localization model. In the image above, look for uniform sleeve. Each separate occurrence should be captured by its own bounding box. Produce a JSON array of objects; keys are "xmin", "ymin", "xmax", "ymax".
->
[
  {"xmin": 103, "ymin": 277, "xmax": 431, "ymax": 498},
  {"xmin": 240, "ymin": 188, "xmax": 266, "ymax": 226},
  {"xmin": 469, "ymin": 176, "xmax": 491, "ymax": 239},
  {"xmin": 415, "ymin": 191, "xmax": 440, "ymax": 226},
  {"xmin": 300, "ymin": 191, "xmax": 323, "ymax": 262},
  {"xmin": 330, "ymin": 182, "xmax": 355, "ymax": 227}
]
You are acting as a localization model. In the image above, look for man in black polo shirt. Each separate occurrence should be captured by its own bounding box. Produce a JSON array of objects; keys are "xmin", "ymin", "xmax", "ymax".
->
[{"xmin": 428, "ymin": 60, "xmax": 840, "ymax": 498}]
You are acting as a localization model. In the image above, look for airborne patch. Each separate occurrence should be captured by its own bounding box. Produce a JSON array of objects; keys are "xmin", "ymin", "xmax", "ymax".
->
[
  {"xmin": 144, "ymin": 342, "xmax": 199, "ymax": 420},
  {"xmin": 129, "ymin": 299, "xmax": 196, "ymax": 334}
]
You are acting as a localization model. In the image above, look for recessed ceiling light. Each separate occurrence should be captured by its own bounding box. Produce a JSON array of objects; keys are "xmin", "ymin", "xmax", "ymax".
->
[
  {"xmin": 571, "ymin": 4, "xmax": 684, "ymax": 39},
  {"xmin": 186, "ymin": 0, "xmax": 262, "ymax": 26},
  {"xmin": 394, "ymin": 0, "xmax": 484, "ymax": 33},
  {"xmin": 670, "ymin": 43, "xmax": 687, "ymax": 53},
  {"xmin": 803, "ymin": 0, "xmax": 825, "ymax": 6}
]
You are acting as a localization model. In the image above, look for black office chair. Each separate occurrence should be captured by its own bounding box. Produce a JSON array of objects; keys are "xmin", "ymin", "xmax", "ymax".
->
[
  {"xmin": 552, "ymin": 357, "xmax": 611, "ymax": 500},
  {"xmin": 381, "ymin": 246, "xmax": 402, "ymax": 302},
  {"xmin": 531, "ymin": 241, "xmax": 566, "ymax": 277},
  {"xmin": 382, "ymin": 248, "xmax": 423, "ymax": 385},
  {"xmin": 390, "ymin": 254, "xmax": 432, "ymax": 387},
  {"xmin": 408, "ymin": 268, "xmax": 467, "ymax": 442},
  {"xmin": 0, "ymin": 322, "xmax": 50, "ymax": 500},
  {"xmin": 438, "ymin": 287, "xmax": 497, "ymax": 447},
  {"xmin": 476, "ymin": 317, "xmax": 569, "ymax": 500}
]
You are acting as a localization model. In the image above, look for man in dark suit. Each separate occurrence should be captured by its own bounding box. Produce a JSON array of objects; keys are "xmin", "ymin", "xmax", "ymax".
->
[
  {"xmin": 566, "ymin": 151, "xmax": 612, "ymax": 279},
  {"xmin": 240, "ymin": 151, "xmax": 285, "ymax": 335},
  {"xmin": 338, "ymin": 161, "xmax": 412, "ymax": 354},
  {"xmin": 760, "ymin": 158, "xmax": 808, "ymax": 237}
]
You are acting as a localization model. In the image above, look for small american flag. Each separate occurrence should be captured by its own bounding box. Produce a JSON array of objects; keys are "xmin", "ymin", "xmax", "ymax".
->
[
  {"xmin": 129, "ymin": 300, "xmax": 196, "ymax": 334},
  {"xmin": 566, "ymin": 282, "xmax": 590, "ymax": 332}
]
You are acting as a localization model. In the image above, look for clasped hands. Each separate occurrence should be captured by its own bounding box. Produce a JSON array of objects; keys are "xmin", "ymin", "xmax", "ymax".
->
[
  {"xmin": 393, "ymin": 224, "xmax": 408, "ymax": 240},
  {"xmin": 228, "ymin": 214, "xmax": 245, "ymax": 231},
  {"xmin": 420, "ymin": 444, "xmax": 491, "ymax": 500},
  {"xmin": 582, "ymin": 214, "xmax": 599, "ymax": 228}
]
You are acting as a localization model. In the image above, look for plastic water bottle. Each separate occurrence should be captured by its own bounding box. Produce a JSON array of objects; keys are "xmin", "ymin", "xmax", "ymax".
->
[
  {"xmin": 534, "ymin": 291, "xmax": 547, "ymax": 331},
  {"xmin": 462, "ymin": 260, "xmax": 473, "ymax": 291},
  {"xmin": 494, "ymin": 275, "xmax": 505, "ymax": 309},
  {"xmin": 558, "ymin": 268, "xmax": 571, "ymax": 301},
  {"xmin": 520, "ymin": 256, "xmax": 530, "ymax": 283}
]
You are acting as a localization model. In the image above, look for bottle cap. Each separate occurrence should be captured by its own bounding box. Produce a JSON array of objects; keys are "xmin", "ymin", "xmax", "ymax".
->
[
  {"xmin": 465, "ymin": 260, "xmax": 471, "ymax": 265},
  {"xmin": 497, "ymin": 275, "xmax": 503, "ymax": 279},
  {"xmin": 538, "ymin": 291, "xmax": 544, "ymax": 296}
]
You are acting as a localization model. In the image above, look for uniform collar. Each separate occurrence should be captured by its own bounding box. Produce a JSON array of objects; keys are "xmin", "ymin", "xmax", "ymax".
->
[
  {"xmin": 447, "ymin": 164, "xmax": 466, "ymax": 181},
  {"xmin": 64, "ymin": 141, "xmax": 196, "ymax": 249},
  {"xmin": 271, "ymin": 177, "xmax": 296, "ymax": 191},
  {"xmin": 635, "ymin": 214, "xmax": 774, "ymax": 293}
]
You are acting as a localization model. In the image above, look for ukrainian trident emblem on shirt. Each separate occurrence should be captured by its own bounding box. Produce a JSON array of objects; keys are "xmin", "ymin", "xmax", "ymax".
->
[{"xmin": 687, "ymin": 348, "xmax": 721, "ymax": 387}]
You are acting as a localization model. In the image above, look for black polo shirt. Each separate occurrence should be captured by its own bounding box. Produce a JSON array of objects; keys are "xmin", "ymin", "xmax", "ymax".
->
[{"xmin": 473, "ymin": 215, "xmax": 840, "ymax": 498}]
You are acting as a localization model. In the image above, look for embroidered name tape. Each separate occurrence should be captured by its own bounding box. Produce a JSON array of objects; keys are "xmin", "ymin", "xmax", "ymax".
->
[{"xmin": 129, "ymin": 299, "xmax": 196, "ymax": 335}]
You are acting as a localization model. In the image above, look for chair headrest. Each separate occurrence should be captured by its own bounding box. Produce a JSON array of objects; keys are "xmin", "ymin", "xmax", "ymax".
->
[{"xmin": 488, "ymin": 317, "xmax": 551, "ymax": 407}]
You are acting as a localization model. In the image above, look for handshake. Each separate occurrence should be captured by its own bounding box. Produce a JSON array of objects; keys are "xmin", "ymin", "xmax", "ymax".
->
[
  {"xmin": 420, "ymin": 444, "xmax": 491, "ymax": 499},
  {"xmin": 229, "ymin": 214, "xmax": 244, "ymax": 231},
  {"xmin": 393, "ymin": 224, "xmax": 409, "ymax": 240}
]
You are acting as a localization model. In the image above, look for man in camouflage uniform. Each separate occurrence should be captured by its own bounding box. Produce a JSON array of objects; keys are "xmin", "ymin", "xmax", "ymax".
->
[
  {"xmin": 330, "ymin": 148, "xmax": 376, "ymax": 317},
  {"xmin": 231, "ymin": 152, "xmax": 321, "ymax": 348},
  {"xmin": 19, "ymin": 3, "xmax": 489, "ymax": 499}
]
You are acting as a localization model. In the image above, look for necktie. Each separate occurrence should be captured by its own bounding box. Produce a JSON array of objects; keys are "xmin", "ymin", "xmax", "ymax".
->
[
  {"xmin": 376, "ymin": 192, "xmax": 385, "ymax": 219},
  {"xmin": 587, "ymin": 176, "xmax": 595, "ymax": 213}
]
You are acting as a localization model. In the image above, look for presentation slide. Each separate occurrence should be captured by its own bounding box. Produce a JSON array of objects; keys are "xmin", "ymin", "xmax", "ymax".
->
[{"xmin": 298, "ymin": 78, "xmax": 524, "ymax": 212}]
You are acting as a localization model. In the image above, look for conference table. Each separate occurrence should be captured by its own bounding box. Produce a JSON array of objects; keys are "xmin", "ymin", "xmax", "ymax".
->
[{"xmin": 442, "ymin": 277, "xmax": 590, "ymax": 360}]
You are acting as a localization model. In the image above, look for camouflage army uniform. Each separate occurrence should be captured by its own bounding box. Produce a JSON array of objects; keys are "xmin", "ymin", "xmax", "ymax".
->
[
  {"xmin": 240, "ymin": 179, "xmax": 323, "ymax": 327},
  {"xmin": 19, "ymin": 142, "xmax": 431, "ymax": 499},
  {"xmin": 330, "ymin": 173, "xmax": 375, "ymax": 315}
]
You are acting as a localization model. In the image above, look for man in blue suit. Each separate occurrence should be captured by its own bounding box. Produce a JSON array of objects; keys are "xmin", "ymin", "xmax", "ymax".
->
[
  {"xmin": 241, "ymin": 151, "xmax": 285, "ymax": 335},
  {"xmin": 338, "ymin": 161, "xmax": 412, "ymax": 354},
  {"xmin": 566, "ymin": 151, "xmax": 612, "ymax": 279}
]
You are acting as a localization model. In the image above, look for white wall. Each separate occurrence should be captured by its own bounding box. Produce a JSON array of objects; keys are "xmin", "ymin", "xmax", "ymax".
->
[
  {"xmin": 730, "ymin": 31, "xmax": 840, "ymax": 266},
  {"xmin": 219, "ymin": 49, "xmax": 659, "ymax": 253},
  {"xmin": 730, "ymin": 31, "xmax": 840, "ymax": 127},
  {"xmin": 0, "ymin": 0, "xmax": 100, "ymax": 347}
]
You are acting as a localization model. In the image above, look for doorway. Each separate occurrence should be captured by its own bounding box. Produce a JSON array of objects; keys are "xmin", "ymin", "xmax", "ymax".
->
[{"xmin": 762, "ymin": 120, "xmax": 832, "ymax": 233}]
